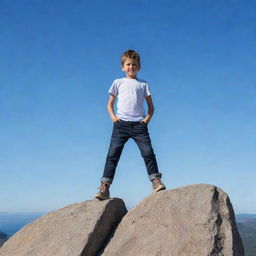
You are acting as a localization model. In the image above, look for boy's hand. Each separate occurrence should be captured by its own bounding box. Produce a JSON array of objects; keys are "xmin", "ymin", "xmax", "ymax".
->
[
  {"xmin": 112, "ymin": 116, "xmax": 121, "ymax": 123},
  {"xmin": 140, "ymin": 117, "xmax": 150, "ymax": 124}
]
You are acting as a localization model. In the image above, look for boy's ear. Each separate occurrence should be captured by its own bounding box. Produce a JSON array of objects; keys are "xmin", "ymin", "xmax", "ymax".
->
[{"xmin": 121, "ymin": 65, "xmax": 125, "ymax": 72}]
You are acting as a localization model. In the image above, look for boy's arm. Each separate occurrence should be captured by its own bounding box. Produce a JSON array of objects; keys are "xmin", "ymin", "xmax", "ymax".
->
[
  {"xmin": 142, "ymin": 95, "xmax": 154, "ymax": 123},
  {"xmin": 107, "ymin": 94, "xmax": 120, "ymax": 122}
]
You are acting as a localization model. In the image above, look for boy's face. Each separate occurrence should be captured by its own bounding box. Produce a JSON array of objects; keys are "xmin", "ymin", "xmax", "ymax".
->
[{"xmin": 122, "ymin": 58, "xmax": 140, "ymax": 79}]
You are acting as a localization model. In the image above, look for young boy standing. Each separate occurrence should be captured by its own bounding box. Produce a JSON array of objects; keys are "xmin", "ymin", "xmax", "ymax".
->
[{"xmin": 95, "ymin": 50, "xmax": 166, "ymax": 200}]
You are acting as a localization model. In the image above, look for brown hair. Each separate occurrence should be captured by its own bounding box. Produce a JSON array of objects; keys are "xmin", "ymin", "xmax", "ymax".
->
[{"xmin": 121, "ymin": 50, "xmax": 141, "ymax": 67}]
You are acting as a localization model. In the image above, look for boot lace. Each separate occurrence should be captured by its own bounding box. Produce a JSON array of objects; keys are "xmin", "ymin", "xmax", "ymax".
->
[
  {"xmin": 152, "ymin": 178, "xmax": 161, "ymax": 185},
  {"xmin": 99, "ymin": 182, "xmax": 109, "ymax": 193}
]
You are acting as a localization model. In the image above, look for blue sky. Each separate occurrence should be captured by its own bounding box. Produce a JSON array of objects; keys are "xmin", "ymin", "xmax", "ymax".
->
[{"xmin": 0, "ymin": 0, "xmax": 255, "ymax": 213}]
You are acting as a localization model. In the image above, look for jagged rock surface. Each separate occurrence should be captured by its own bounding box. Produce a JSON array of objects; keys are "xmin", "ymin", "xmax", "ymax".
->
[
  {"xmin": 102, "ymin": 184, "xmax": 244, "ymax": 256},
  {"xmin": 0, "ymin": 198, "xmax": 127, "ymax": 256}
]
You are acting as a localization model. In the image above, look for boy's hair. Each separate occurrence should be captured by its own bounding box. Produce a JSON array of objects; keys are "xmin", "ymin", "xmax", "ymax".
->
[{"xmin": 121, "ymin": 50, "xmax": 141, "ymax": 67}]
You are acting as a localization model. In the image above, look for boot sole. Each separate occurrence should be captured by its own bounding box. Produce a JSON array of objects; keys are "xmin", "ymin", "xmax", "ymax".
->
[
  {"xmin": 94, "ymin": 194, "xmax": 110, "ymax": 200},
  {"xmin": 154, "ymin": 185, "xmax": 166, "ymax": 192}
]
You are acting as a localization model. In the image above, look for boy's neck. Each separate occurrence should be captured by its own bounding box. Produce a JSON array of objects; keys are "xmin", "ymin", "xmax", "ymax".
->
[{"xmin": 125, "ymin": 74, "xmax": 137, "ymax": 79}]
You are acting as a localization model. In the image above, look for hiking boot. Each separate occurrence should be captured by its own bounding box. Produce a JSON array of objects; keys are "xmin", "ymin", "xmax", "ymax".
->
[
  {"xmin": 152, "ymin": 178, "xmax": 166, "ymax": 192},
  {"xmin": 95, "ymin": 182, "xmax": 110, "ymax": 200}
]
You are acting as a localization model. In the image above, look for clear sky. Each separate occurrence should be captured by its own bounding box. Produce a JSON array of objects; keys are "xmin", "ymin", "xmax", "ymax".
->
[{"xmin": 0, "ymin": 0, "xmax": 255, "ymax": 213}]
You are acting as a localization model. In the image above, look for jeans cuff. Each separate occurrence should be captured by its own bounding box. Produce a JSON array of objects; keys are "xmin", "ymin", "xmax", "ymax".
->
[
  {"xmin": 149, "ymin": 173, "xmax": 162, "ymax": 181},
  {"xmin": 101, "ymin": 177, "xmax": 113, "ymax": 184}
]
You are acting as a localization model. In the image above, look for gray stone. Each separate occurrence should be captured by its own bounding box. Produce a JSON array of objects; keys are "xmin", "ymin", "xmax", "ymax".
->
[
  {"xmin": 0, "ymin": 198, "xmax": 127, "ymax": 256},
  {"xmin": 102, "ymin": 184, "xmax": 244, "ymax": 256}
]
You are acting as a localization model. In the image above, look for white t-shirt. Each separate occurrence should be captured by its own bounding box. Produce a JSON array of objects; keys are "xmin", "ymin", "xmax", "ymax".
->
[{"xmin": 108, "ymin": 77, "xmax": 151, "ymax": 121}]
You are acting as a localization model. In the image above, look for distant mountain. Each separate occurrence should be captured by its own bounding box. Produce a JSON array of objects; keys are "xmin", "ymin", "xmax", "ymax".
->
[
  {"xmin": 0, "ymin": 231, "xmax": 8, "ymax": 247},
  {"xmin": 0, "ymin": 212, "xmax": 46, "ymax": 235},
  {"xmin": 236, "ymin": 214, "xmax": 256, "ymax": 256}
]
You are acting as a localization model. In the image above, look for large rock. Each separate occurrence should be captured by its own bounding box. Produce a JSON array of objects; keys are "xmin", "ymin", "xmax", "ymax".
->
[
  {"xmin": 102, "ymin": 184, "xmax": 244, "ymax": 256},
  {"xmin": 0, "ymin": 198, "xmax": 127, "ymax": 256}
]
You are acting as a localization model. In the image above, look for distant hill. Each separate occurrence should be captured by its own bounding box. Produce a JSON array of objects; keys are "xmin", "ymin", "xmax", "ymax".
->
[
  {"xmin": 0, "ymin": 231, "xmax": 8, "ymax": 247},
  {"xmin": 236, "ymin": 214, "xmax": 256, "ymax": 256},
  {"xmin": 0, "ymin": 212, "xmax": 45, "ymax": 235}
]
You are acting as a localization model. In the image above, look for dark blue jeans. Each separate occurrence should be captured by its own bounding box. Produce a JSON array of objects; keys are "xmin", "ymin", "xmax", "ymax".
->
[{"xmin": 101, "ymin": 119, "xmax": 162, "ymax": 184}]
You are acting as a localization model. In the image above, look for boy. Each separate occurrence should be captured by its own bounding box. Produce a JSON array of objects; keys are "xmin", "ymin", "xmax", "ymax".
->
[{"xmin": 95, "ymin": 50, "xmax": 166, "ymax": 200}]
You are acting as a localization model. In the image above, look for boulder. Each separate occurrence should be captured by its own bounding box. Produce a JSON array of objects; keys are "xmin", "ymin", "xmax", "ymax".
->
[
  {"xmin": 102, "ymin": 184, "xmax": 244, "ymax": 256},
  {"xmin": 0, "ymin": 198, "xmax": 127, "ymax": 256}
]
